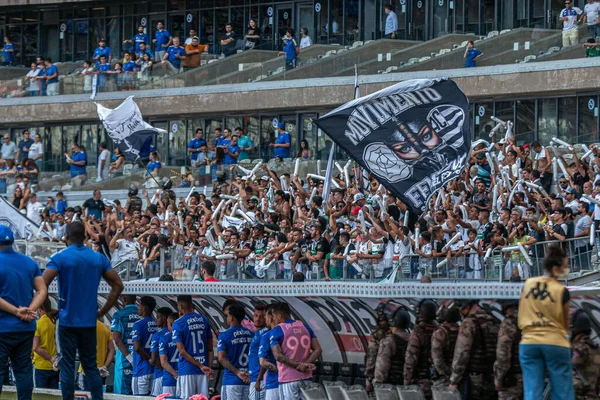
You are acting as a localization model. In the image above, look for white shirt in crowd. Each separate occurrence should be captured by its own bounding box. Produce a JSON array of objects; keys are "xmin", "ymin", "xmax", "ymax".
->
[
  {"xmin": 81, "ymin": 67, "xmax": 95, "ymax": 92},
  {"xmin": 97, "ymin": 149, "xmax": 111, "ymax": 181},
  {"xmin": 26, "ymin": 201, "xmax": 43, "ymax": 225},
  {"xmin": 584, "ymin": 1, "xmax": 600, "ymax": 25},
  {"xmin": 560, "ymin": 6, "xmax": 583, "ymax": 30},
  {"xmin": 111, "ymin": 238, "xmax": 140, "ymax": 266},
  {"xmin": 26, "ymin": 68, "xmax": 40, "ymax": 92},
  {"xmin": 28, "ymin": 141, "xmax": 43, "ymax": 162},
  {"xmin": 300, "ymin": 35, "xmax": 313, "ymax": 49}
]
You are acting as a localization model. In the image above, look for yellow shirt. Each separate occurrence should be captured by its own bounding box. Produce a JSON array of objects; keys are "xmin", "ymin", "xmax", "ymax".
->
[
  {"xmin": 78, "ymin": 321, "xmax": 111, "ymax": 373},
  {"xmin": 33, "ymin": 314, "xmax": 57, "ymax": 371},
  {"xmin": 518, "ymin": 276, "xmax": 570, "ymax": 348}
]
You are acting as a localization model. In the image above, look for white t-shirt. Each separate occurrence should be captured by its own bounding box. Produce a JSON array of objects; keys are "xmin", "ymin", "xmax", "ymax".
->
[
  {"xmin": 81, "ymin": 67, "xmax": 94, "ymax": 91},
  {"xmin": 98, "ymin": 149, "xmax": 111, "ymax": 179},
  {"xmin": 112, "ymin": 238, "xmax": 140, "ymax": 266},
  {"xmin": 560, "ymin": 7, "xmax": 583, "ymax": 30},
  {"xmin": 26, "ymin": 201, "xmax": 43, "ymax": 225},
  {"xmin": 585, "ymin": 2, "xmax": 600, "ymax": 25},
  {"xmin": 28, "ymin": 142, "xmax": 43, "ymax": 161},
  {"xmin": 300, "ymin": 36, "xmax": 313, "ymax": 49},
  {"xmin": 26, "ymin": 69, "xmax": 40, "ymax": 92}
]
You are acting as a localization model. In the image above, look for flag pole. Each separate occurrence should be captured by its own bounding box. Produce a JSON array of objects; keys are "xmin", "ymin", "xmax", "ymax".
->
[
  {"xmin": 135, "ymin": 155, "xmax": 164, "ymax": 190},
  {"xmin": 323, "ymin": 65, "xmax": 360, "ymax": 206}
]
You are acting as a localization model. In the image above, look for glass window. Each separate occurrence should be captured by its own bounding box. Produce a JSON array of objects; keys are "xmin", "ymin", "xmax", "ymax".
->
[
  {"xmin": 316, "ymin": 0, "xmax": 328, "ymax": 43},
  {"xmin": 300, "ymin": 115, "xmax": 317, "ymax": 159},
  {"xmin": 204, "ymin": 119, "xmax": 223, "ymax": 146},
  {"xmin": 74, "ymin": 7, "xmax": 88, "ymax": 19},
  {"xmin": 258, "ymin": 6, "xmax": 273, "ymax": 47},
  {"xmin": 231, "ymin": 7, "xmax": 244, "ymax": 34},
  {"xmin": 45, "ymin": 126, "xmax": 63, "ymax": 173},
  {"xmin": 60, "ymin": 10, "xmax": 74, "ymax": 20},
  {"xmin": 134, "ymin": 4, "xmax": 148, "ymax": 15},
  {"xmin": 245, "ymin": 117, "xmax": 260, "ymax": 160},
  {"xmin": 149, "ymin": 2, "xmax": 167, "ymax": 13},
  {"xmin": 90, "ymin": 18, "xmax": 106, "ymax": 49},
  {"xmin": 538, "ymin": 98, "xmax": 557, "ymax": 145},
  {"xmin": 107, "ymin": 17, "xmax": 120, "ymax": 57},
  {"xmin": 23, "ymin": 24, "xmax": 39, "ymax": 64},
  {"xmin": 260, "ymin": 117, "xmax": 277, "ymax": 161},
  {"xmin": 91, "ymin": 8, "xmax": 106, "ymax": 18},
  {"xmin": 169, "ymin": 120, "xmax": 187, "ymax": 166},
  {"xmin": 558, "ymin": 97, "xmax": 576, "ymax": 144},
  {"xmin": 187, "ymin": 0, "xmax": 201, "ymax": 9},
  {"xmin": 81, "ymin": 124, "xmax": 99, "ymax": 166},
  {"xmin": 578, "ymin": 96, "xmax": 598, "ymax": 144},
  {"xmin": 168, "ymin": 0, "xmax": 186, "ymax": 11},
  {"xmin": 516, "ymin": 99, "xmax": 536, "ymax": 145},
  {"xmin": 200, "ymin": 10, "xmax": 215, "ymax": 48},
  {"xmin": 151, "ymin": 121, "xmax": 169, "ymax": 161},
  {"xmin": 473, "ymin": 102, "xmax": 493, "ymax": 140},
  {"xmin": 74, "ymin": 20, "xmax": 89, "ymax": 61}
]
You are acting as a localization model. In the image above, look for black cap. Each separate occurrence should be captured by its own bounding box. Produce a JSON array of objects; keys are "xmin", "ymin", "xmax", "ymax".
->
[
  {"xmin": 418, "ymin": 299, "xmax": 437, "ymax": 321},
  {"xmin": 571, "ymin": 310, "xmax": 591, "ymax": 336},
  {"xmin": 147, "ymin": 204, "xmax": 158, "ymax": 214}
]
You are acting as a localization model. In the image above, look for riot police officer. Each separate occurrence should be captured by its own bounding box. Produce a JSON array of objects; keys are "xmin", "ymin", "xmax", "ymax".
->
[
  {"xmin": 571, "ymin": 310, "xmax": 600, "ymax": 400},
  {"xmin": 365, "ymin": 309, "xmax": 390, "ymax": 392},
  {"xmin": 431, "ymin": 301, "xmax": 461, "ymax": 387},
  {"xmin": 494, "ymin": 300, "xmax": 522, "ymax": 400},
  {"xmin": 374, "ymin": 309, "xmax": 410, "ymax": 385}
]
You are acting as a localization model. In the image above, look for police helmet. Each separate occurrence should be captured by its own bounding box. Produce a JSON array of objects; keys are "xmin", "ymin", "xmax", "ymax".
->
[
  {"xmin": 162, "ymin": 177, "xmax": 173, "ymax": 191},
  {"xmin": 392, "ymin": 309, "xmax": 411, "ymax": 330},
  {"xmin": 417, "ymin": 299, "xmax": 438, "ymax": 321},
  {"xmin": 450, "ymin": 299, "xmax": 479, "ymax": 311},
  {"xmin": 128, "ymin": 184, "xmax": 138, "ymax": 197},
  {"xmin": 439, "ymin": 302, "xmax": 461, "ymax": 323},
  {"xmin": 73, "ymin": 205, "xmax": 82, "ymax": 214},
  {"xmin": 571, "ymin": 309, "xmax": 591, "ymax": 336}
]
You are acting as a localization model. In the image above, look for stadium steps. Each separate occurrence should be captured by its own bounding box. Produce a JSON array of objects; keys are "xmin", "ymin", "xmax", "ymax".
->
[
  {"xmin": 333, "ymin": 33, "xmax": 477, "ymax": 77},
  {"xmin": 204, "ymin": 44, "xmax": 339, "ymax": 85},
  {"xmin": 260, "ymin": 39, "xmax": 418, "ymax": 82},
  {"xmin": 396, "ymin": 27, "xmax": 560, "ymax": 72},
  {"xmin": 477, "ymin": 30, "xmax": 563, "ymax": 67},
  {"xmin": 0, "ymin": 65, "xmax": 30, "ymax": 81}
]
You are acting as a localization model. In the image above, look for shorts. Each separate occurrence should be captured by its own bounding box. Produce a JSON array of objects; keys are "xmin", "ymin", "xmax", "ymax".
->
[
  {"xmin": 250, "ymin": 380, "xmax": 265, "ymax": 400},
  {"xmin": 163, "ymin": 385, "xmax": 177, "ymax": 396},
  {"xmin": 178, "ymin": 374, "xmax": 209, "ymax": 399},
  {"xmin": 279, "ymin": 380, "xmax": 311, "ymax": 400},
  {"xmin": 132, "ymin": 374, "xmax": 154, "ymax": 395},
  {"xmin": 266, "ymin": 387, "xmax": 281, "ymax": 400},
  {"xmin": 46, "ymin": 82, "xmax": 59, "ymax": 96},
  {"xmin": 222, "ymin": 384, "xmax": 250, "ymax": 400},
  {"xmin": 151, "ymin": 376, "xmax": 163, "ymax": 396}
]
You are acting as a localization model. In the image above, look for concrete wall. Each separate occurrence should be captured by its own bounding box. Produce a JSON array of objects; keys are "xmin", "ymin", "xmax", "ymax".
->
[
  {"xmin": 263, "ymin": 39, "xmax": 417, "ymax": 81},
  {"xmin": 2, "ymin": 58, "xmax": 600, "ymax": 125}
]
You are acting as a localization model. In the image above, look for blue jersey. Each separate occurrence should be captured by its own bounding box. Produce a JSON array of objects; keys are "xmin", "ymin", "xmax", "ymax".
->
[
  {"xmin": 44, "ymin": 65, "xmax": 59, "ymax": 84},
  {"xmin": 46, "ymin": 244, "xmax": 111, "ymax": 328},
  {"xmin": 132, "ymin": 33, "xmax": 150, "ymax": 53},
  {"xmin": 465, "ymin": 48, "xmax": 482, "ymax": 68},
  {"xmin": 0, "ymin": 249, "xmax": 41, "ymax": 333},
  {"xmin": 159, "ymin": 331, "xmax": 179, "ymax": 387},
  {"xmin": 151, "ymin": 327, "xmax": 167, "ymax": 379},
  {"xmin": 56, "ymin": 199, "xmax": 67, "ymax": 215},
  {"xmin": 92, "ymin": 46, "xmax": 112, "ymax": 64},
  {"xmin": 155, "ymin": 29, "xmax": 171, "ymax": 49},
  {"xmin": 69, "ymin": 151, "xmax": 87, "ymax": 178},
  {"xmin": 188, "ymin": 138, "xmax": 207, "ymax": 161},
  {"xmin": 283, "ymin": 38, "xmax": 298, "ymax": 61},
  {"xmin": 269, "ymin": 319, "xmax": 316, "ymax": 348},
  {"xmin": 274, "ymin": 132, "xmax": 291, "ymax": 158},
  {"xmin": 224, "ymin": 144, "xmax": 240, "ymax": 165},
  {"xmin": 172, "ymin": 313, "xmax": 212, "ymax": 376},
  {"xmin": 166, "ymin": 45, "xmax": 186, "ymax": 68},
  {"xmin": 3, "ymin": 43, "xmax": 13, "ymax": 62},
  {"xmin": 131, "ymin": 316, "xmax": 158, "ymax": 377},
  {"xmin": 123, "ymin": 61, "xmax": 137, "ymax": 72},
  {"xmin": 258, "ymin": 330, "xmax": 278, "ymax": 389},
  {"xmin": 110, "ymin": 304, "xmax": 141, "ymax": 368},
  {"xmin": 217, "ymin": 325, "xmax": 254, "ymax": 386},
  {"xmin": 249, "ymin": 327, "xmax": 268, "ymax": 382}
]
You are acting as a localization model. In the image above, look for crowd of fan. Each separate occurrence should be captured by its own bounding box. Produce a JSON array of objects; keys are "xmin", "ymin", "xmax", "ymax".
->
[{"xmin": 26, "ymin": 129, "xmax": 600, "ymax": 282}]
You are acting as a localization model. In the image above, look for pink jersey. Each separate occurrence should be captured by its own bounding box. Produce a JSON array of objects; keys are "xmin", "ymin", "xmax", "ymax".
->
[
  {"xmin": 242, "ymin": 318, "xmax": 256, "ymax": 332},
  {"xmin": 277, "ymin": 320, "xmax": 312, "ymax": 382}
]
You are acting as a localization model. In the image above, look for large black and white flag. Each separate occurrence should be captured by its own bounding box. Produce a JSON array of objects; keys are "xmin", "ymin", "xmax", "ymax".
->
[
  {"xmin": 315, "ymin": 78, "xmax": 470, "ymax": 214},
  {"xmin": 96, "ymin": 96, "xmax": 166, "ymax": 161}
]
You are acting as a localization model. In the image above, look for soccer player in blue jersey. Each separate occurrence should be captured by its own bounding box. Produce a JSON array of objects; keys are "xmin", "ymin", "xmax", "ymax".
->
[
  {"xmin": 257, "ymin": 305, "xmax": 280, "ymax": 400},
  {"xmin": 110, "ymin": 295, "xmax": 140, "ymax": 395},
  {"xmin": 248, "ymin": 302, "xmax": 268, "ymax": 400},
  {"xmin": 159, "ymin": 312, "xmax": 180, "ymax": 395},
  {"xmin": 150, "ymin": 307, "xmax": 172, "ymax": 396},
  {"xmin": 218, "ymin": 302, "xmax": 255, "ymax": 400},
  {"xmin": 131, "ymin": 296, "xmax": 158, "ymax": 395},
  {"xmin": 172, "ymin": 295, "xmax": 213, "ymax": 399}
]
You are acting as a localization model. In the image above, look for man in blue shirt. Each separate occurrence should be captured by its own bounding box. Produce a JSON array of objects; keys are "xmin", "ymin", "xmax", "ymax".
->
[
  {"xmin": 218, "ymin": 303, "xmax": 254, "ymax": 399},
  {"xmin": 173, "ymin": 295, "xmax": 213, "ymax": 399},
  {"xmin": 384, "ymin": 4, "xmax": 398, "ymax": 38},
  {"xmin": 161, "ymin": 37, "xmax": 186, "ymax": 75},
  {"xmin": 124, "ymin": 25, "xmax": 149, "ymax": 54},
  {"xmin": 16, "ymin": 130, "xmax": 33, "ymax": 165},
  {"xmin": 66, "ymin": 143, "xmax": 87, "ymax": 187},
  {"xmin": 153, "ymin": 21, "xmax": 172, "ymax": 62},
  {"xmin": 248, "ymin": 303, "xmax": 268, "ymax": 400},
  {"xmin": 257, "ymin": 304, "xmax": 279, "ymax": 400},
  {"xmin": 188, "ymin": 128, "xmax": 207, "ymax": 165},
  {"xmin": 464, "ymin": 40, "xmax": 483, "ymax": 68},
  {"xmin": 137, "ymin": 42, "xmax": 154, "ymax": 61},
  {"xmin": 159, "ymin": 312, "xmax": 180, "ymax": 395},
  {"xmin": 131, "ymin": 296, "xmax": 158, "ymax": 396},
  {"xmin": 150, "ymin": 307, "xmax": 172, "ymax": 396},
  {"xmin": 224, "ymin": 134, "xmax": 241, "ymax": 165},
  {"xmin": 96, "ymin": 55, "xmax": 111, "ymax": 89},
  {"xmin": 270, "ymin": 123, "xmax": 291, "ymax": 159},
  {"xmin": 0, "ymin": 226, "xmax": 46, "ymax": 400},
  {"xmin": 43, "ymin": 58, "xmax": 59, "ymax": 96},
  {"xmin": 92, "ymin": 39, "xmax": 112, "ymax": 66},
  {"xmin": 110, "ymin": 295, "xmax": 140, "ymax": 395},
  {"xmin": 1, "ymin": 36, "xmax": 14, "ymax": 66},
  {"xmin": 43, "ymin": 221, "xmax": 123, "ymax": 400},
  {"xmin": 279, "ymin": 28, "xmax": 299, "ymax": 70}
]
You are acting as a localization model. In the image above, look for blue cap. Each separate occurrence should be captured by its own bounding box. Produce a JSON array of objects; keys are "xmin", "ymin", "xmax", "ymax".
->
[
  {"xmin": 0, "ymin": 226, "xmax": 14, "ymax": 245},
  {"xmin": 277, "ymin": 122, "xmax": 285, "ymax": 130}
]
